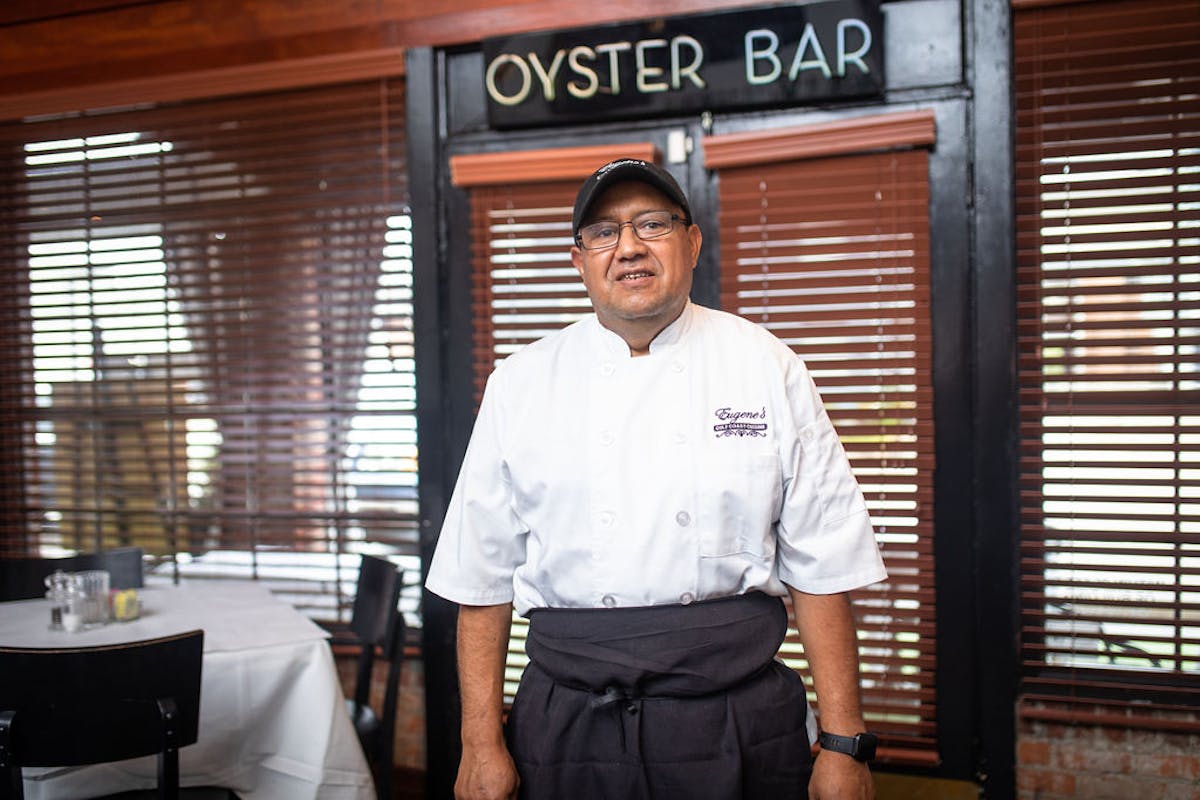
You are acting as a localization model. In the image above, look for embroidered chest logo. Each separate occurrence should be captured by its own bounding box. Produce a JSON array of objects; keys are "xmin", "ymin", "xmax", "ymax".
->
[{"xmin": 713, "ymin": 406, "xmax": 768, "ymax": 438}]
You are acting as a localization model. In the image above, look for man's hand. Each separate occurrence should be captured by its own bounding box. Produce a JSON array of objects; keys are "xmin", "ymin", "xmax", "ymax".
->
[
  {"xmin": 787, "ymin": 588, "xmax": 875, "ymax": 799},
  {"xmin": 455, "ymin": 603, "xmax": 519, "ymax": 800},
  {"xmin": 809, "ymin": 750, "xmax": 875, "ymax": 799},
  {"xmin": 455, "ymin": 741, "xmax": 519, "ymax": 800}
]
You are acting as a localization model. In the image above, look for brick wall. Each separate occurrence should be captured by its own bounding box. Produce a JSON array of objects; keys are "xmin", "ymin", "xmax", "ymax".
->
[{"xmin": 1017, "ymin": 715, "xmax": 1200, "ymax": 800}]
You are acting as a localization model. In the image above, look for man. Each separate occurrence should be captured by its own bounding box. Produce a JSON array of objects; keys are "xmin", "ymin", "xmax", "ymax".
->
[{"xmin": 427, "ymin": 158, "xmax": 887, "ymax": 800}]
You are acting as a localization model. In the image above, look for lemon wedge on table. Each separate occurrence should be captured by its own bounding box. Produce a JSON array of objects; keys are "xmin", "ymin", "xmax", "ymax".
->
[{"xmin": 112, "ymin": 588, "xmax": 140, "ymax": 621}]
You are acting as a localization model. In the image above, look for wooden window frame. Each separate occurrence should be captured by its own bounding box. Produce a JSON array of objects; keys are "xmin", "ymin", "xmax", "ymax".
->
[
  {"xmin": 704, "ymin": 109, "xmax": 940, "ymax": 765},
  {"xmin": 1014, "ymin": 0, "xmax": 1200, "ymax": 728}
]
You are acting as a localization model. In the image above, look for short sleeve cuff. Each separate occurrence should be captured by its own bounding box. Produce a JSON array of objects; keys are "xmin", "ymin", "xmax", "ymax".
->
[
  {"xmin": 778, "ymin": 561, "xmax": 888, "ymax": 595},
  {"xmin": 424, "ymin": 574, "xmax": 514, "ymax": 607}
]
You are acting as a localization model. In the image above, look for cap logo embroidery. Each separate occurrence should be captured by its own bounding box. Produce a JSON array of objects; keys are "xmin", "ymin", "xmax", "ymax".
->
[{"xmin": 713, "ymin": 406, "xmax": 768, "ymax": 438}]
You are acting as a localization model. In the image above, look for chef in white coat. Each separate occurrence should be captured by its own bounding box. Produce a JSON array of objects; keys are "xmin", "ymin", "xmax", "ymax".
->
[{"xmin": 427, "ymin": 158, "xmax": 887, "ymax": 800}]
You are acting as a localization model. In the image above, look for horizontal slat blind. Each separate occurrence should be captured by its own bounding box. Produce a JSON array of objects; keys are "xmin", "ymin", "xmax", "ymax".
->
[
  {"xmin": 714, "ymin": 146, "xmax": 937, "ymax": 763},
  {"xmin": 1015, "ymin": 0, "xmax": 1200, "ymax": 712},
  {"xmin": 0, "ymin": 79, "xmax": 418, "ymax": 621},
  {"xmin": 468, "ymin": 181, "xmax": 590, "ymax": 407}
]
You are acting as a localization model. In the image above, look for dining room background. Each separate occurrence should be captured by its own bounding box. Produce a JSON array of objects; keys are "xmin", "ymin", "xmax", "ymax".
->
[{"xmin": 0, "ymin": 1, "xmax": 1196, "ymax": 799}]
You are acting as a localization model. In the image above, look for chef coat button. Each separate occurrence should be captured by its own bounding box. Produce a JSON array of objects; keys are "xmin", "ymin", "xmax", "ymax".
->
[
  {"xmin": 599, "ymin": 430, "xmax": 614, "ymax": 446},
  {"xmin": 675, "ymin": 510, "xmax": 691, "ymax": 527},
  {"xmin": 802, "ymin": 427, "xmax": 815, "ymax": 442},
  {"xmin": 680, "ymin": 592, "xmax": 695, "ymax": 605},
  {"xmin": 602, "ymin": 594, "xmax": 616, "ymax": 608},
  {"xmin": 672, "ymin": 431, "xmax": 687, "ymax": 445},
  {"xmin": 671, "ymin": 361, "xmax": 685, "ymax": 373},
  {"xmin": 598, "ymin": 511, "xmax": 615, "ymax": 528},
  {"xmin": 600, "ymin": 362, "xmax": 615, "ymax": 377}
]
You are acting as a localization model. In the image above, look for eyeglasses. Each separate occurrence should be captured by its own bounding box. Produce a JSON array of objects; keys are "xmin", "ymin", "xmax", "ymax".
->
[{"xmin": 575, "ymin": 210, "xmax": 686, "ymax": 251}]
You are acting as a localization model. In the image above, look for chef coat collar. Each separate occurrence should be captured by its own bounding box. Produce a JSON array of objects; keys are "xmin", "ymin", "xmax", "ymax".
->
[{"xmin": 590, "ymin": 300, "xmax": 695, "ymax": 359}]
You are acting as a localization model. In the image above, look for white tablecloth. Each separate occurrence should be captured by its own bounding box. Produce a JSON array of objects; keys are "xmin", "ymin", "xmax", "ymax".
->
[{"xmin": 0, "ymin": 582, "xmax": 375, "ymax": 800}]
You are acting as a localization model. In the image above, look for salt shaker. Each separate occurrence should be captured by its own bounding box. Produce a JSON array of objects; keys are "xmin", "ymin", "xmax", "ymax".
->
[{"xmin": 44, "ymin": 569, "xmax": 70, "ymax": 631}]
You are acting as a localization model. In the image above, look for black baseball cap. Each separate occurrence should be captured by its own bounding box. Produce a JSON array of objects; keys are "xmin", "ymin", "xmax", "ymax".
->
[{"xmin": 572, "ymin": 158, "xmax": 692, "ymax": 238}]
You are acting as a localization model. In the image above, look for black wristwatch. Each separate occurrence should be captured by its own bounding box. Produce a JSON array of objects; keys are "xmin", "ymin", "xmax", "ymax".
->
[{"xmin": 817, "ymin": 730, "xmax": 878, "ymax": 763}]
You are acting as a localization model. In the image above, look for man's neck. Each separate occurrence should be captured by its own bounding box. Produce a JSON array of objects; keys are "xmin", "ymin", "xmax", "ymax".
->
[
  {"xmin": 614, "ymin": 326, "xmax": 655, "ymax": 357},
  {"xmin": 599, "ymin": 304, "xmax": 687, "ymax": 357}
]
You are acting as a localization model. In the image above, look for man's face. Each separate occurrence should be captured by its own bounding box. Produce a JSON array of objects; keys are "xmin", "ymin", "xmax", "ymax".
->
[{"xmin": 570, "ymin": 181, "xmax": 702, "ymax": 342}]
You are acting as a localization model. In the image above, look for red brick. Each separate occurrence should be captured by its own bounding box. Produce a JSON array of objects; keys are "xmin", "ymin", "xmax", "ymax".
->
[
  {"xmin": 1016, "ymin": 770, "xmax": 1042, "ymax": 795},
  {"xmin": 1076, "ymin": 774, "xmax": 1168, "ymax": 800},
  {"xmin": 1056, "ymin": 745, "xmax": 1131, "ymax": 774},
  {"xmin": 1098, "ymin": 725, "xmax": 1131, "ymax": 747},
  {"xmin": 1134, "ymin": 752, "xmax": 1200, "ymax": 781},
  {"xmin": 1018, "ymin": 768, "xmax": 1077, "ymax": 796},
  {"xmin": 1019, "ymin": 740, "xmax": 1051, "ymax": 766},
  {"xmin": 1046, "ymin": 722, "xmax": 1074, "ymax": 740},
  {"xmin": 1160, "ymin": 783, "xmax": 1200, "ymax": 800}
]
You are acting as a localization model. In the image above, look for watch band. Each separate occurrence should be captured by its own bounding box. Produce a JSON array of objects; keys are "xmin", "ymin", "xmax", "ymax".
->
[{"xmin": 817, "ymin": 730, "xmax": 878, "ymax": 763}]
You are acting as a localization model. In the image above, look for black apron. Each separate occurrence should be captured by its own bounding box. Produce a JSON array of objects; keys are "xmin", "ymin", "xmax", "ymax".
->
[{"xmin": 505, "ymin": 591, "xmax": 813, "ymax": 800}]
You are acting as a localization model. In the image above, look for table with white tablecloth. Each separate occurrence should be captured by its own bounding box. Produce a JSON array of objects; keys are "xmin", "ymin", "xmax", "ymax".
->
[{"xmin": 0, "ymin": 581, "xmax": 374, "ymax": 800}]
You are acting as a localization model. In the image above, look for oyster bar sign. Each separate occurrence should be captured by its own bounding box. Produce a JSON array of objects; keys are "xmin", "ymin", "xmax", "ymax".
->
[{"xmin": 482, "ymin": 0, "xmax": 883, "ymax": 128}]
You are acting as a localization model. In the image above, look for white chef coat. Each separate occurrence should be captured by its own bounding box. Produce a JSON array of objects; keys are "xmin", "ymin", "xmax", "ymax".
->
[{"xmin": 426, "ymin": 301, "xmax": 887, "ymax": 616}]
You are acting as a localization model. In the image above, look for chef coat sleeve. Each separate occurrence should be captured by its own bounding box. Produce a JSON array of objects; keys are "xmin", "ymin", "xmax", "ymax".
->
[
  {"xmin": 773, "ymin": 356, "xmax": 888, "ymax": 595},
  {"xmin": 425, "ymin": 366, "xmax": 528, "ymax": 606}
]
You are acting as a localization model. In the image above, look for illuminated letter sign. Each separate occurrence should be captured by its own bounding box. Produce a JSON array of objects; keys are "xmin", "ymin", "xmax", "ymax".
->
[{"xmin": 483, "ymin": 0, "xmax": 883, "ymax": 128}]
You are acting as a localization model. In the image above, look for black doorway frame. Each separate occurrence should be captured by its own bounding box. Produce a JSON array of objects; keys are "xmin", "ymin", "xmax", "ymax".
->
[{"xmin": 407, "ymin": 0, "xmax": 1018, "ymax": 792}]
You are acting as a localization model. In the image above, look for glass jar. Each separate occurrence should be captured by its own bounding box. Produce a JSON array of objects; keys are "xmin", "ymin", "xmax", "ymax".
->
[{"xmin": 44, "ymin": 569, "xmax": 71, "ymax": 630}]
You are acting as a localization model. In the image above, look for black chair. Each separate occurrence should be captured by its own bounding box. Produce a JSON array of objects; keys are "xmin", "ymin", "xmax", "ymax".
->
[
  {"xmin": 0, "ymin": 629, "xmax": 237, "ymax": 800},
  {"xmin": 0, "ymin": 547, "xmax": 144, "ymax": 602},
  {"xmin": 344, "ymin": 555, "xmax": 406, "ymax": 800}
]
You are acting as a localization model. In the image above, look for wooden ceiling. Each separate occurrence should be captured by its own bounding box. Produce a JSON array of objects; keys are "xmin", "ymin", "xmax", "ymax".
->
[
  {"xmin": 0, "ymin": 0, "xmax": 761, "ymax": 120},
  {"xmin": 0, "ymin": 0, "xmax": 153, "ymax": 26}
]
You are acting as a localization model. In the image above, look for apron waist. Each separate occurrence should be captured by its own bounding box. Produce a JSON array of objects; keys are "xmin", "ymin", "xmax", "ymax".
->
[{"xmin": 524, "ymin": 590, "xmax": 788, "ymax": 701}]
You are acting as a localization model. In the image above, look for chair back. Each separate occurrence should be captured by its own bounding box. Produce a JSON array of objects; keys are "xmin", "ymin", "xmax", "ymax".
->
[
  {"xmin": 0, "ymin": 629, "xmax": 203, "ymax": 799},
  {"xmin": 0, "ymin": 547, "xmax": 144, "ymax": 602},
  {"xmin": 346, "ymin": 555, "xmax": 405, "ymax": 800},
  {"xmin": 348, "ymin": 555, "xmax": 403, "ymax": 712},
  {"xmin": 377, "ymin": 599, "xmax": 408, "ymax": 771}
]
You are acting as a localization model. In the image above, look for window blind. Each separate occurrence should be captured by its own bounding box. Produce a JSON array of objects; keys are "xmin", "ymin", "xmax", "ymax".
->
[
  {"xmin": 0, "ymin": 78, "xmax": 417, "ymax": 622},
  {"xmin": 708, "ymin": 127, "xmax": 937, "ymax": 763},
  {"xmin": 468, "ymin": 181, "xmax": 591, "ymax": 406},
  {"xmin": 1015, "ymin": 0, "xmax": 1200, "ymax": 717}
]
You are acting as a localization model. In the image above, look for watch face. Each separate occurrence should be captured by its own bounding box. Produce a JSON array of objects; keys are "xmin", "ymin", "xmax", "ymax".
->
[{"xmin": 855, "ymin": 732, "xmax": 878, "ymax": 762}]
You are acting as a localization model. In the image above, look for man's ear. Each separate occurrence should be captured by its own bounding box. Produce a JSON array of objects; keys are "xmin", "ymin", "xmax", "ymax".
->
[
  {"xmin": 688, "ymin": 224, "xmax": 703, "ymax": 269},
  {"xmin": 570, "ymin": 246, "xmax": 585, "ymax": 278}
]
